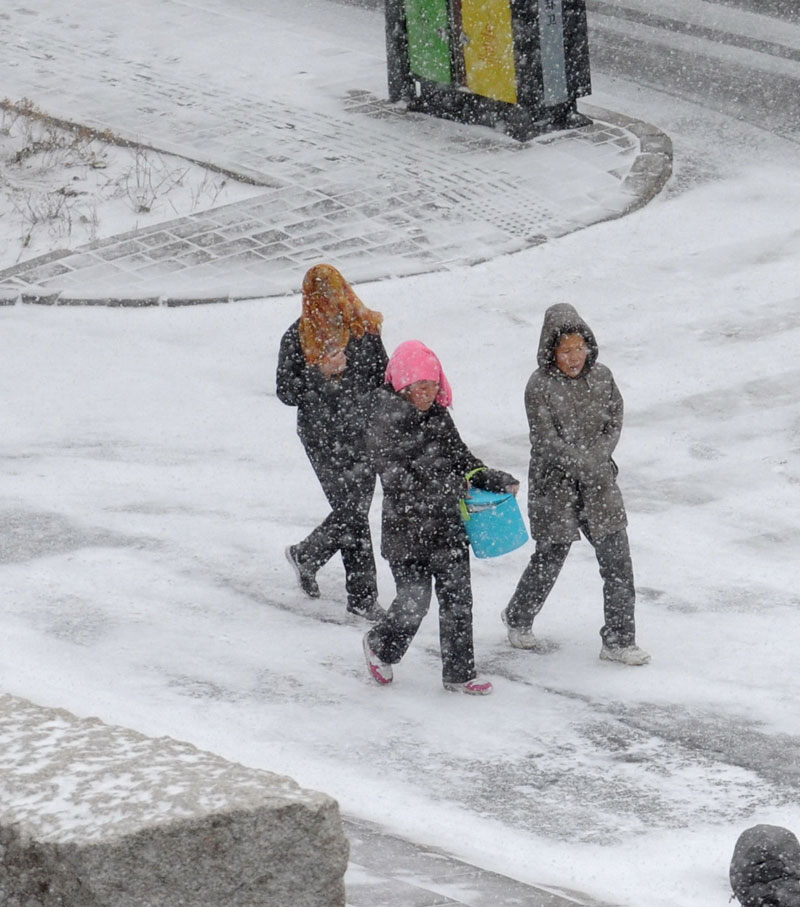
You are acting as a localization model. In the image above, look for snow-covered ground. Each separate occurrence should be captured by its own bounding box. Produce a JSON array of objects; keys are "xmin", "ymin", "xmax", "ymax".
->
[
  {"xmin": 0, "ymin": 107, "xmax": 262, "ymax": 269},
  {"xmin": 1, "ymin": 157, "xmax": 798, "ymax": 906},
  {"xmin": 1, "ymin": 0, "xmax": 800, "ymax": 904}
]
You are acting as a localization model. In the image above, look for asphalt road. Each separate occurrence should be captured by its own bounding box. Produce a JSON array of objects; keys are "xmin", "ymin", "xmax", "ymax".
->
[
  {"xmin": 714, "ymin": 0, "xmax": 800, "ymax": 22},
  {"xmin": 587, "ymin": 0, "xmax": 800, "ymax": 141}
]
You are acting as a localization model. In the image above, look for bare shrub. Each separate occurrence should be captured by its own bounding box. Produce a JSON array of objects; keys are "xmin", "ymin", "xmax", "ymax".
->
[
  {"xmin": 13, "ymin": 189, "xmax": 75, "ymax": 250},
  {"xmin": 123, "ymin": 148, "xmax": 190, "ymax": 214},
  {"xmin": 0, "ymin": 97, "xmax": 253, "ymax": 266},
  {"xmin": 190, "ymin": 169, "xmax": 227, "ymax": 210}
]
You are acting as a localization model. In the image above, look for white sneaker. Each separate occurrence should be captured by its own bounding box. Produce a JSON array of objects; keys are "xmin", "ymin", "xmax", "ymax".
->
[
  {"xmin": 599, "ymin": 644, "xmax": 651, "ymax": 666},
  {"xmin": 362, "ymin": 633, "xmax": 393, "ymax": 685},
  {"xmin": 443, "ymin": 677, "xmax": 493, "ymax": 695},
  {"xmin": 501, "ymin": 608, "xmax": 537, "ymax": 650}
]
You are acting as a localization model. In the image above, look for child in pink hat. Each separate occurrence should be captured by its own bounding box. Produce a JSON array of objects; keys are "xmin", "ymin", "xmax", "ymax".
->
[{"xmin": 362, "ymin": 341, "xmax": 519, "ymax": 695}]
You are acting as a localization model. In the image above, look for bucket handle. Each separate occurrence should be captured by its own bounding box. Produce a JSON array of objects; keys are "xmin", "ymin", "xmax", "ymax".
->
[{"xmin": 459, "ymin": 467, "xmax": 488, "ymax": 522}]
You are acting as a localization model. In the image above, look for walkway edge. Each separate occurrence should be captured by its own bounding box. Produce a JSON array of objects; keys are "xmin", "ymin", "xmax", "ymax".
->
[
  {"xmin": 343, "ymin": 814, "xmax": 617, "ymax": 906},
  {"xmin": 0, "ymin": 105, "xmax": 672, "ymax": 308},
  {"xmin": 582, "ymin": 104, "xmax": 673, "ymax": 214}
]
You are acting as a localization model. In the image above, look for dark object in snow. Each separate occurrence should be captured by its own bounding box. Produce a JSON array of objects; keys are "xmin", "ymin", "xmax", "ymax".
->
[{"xmin": 730, "ymin": 824, "xmax": 800, "ymax": 907}]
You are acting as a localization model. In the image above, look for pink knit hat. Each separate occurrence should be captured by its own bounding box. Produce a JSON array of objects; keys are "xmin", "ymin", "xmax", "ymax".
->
[{"xmin": 384, "ymin": 340, "xmax": 453, "ymax": 407}]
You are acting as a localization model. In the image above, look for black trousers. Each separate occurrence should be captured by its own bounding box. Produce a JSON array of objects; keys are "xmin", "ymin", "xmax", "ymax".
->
[
  {"xmin": 294, "ymin": 443, "xmax": 378, "ymax": 609},
  {"xmin": 367, "ymin": 546, "xmax": 476, "ymax": 684},
  {"xmin": 505, "ymin": 528, "xmax": 636, "ymax": 648}
]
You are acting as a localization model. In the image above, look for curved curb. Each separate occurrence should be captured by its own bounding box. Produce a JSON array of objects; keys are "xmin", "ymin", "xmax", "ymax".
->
[
  {"xmin": 0, "ymin": 290, "xmax": 243, "ymax": 308},
  {"xmin": 0, "ymin": 106, "xmax": 672, "ymax": 309},
  {"xmin": 582, "ymin": 104, "xmax": 674, "ymax": 216}
]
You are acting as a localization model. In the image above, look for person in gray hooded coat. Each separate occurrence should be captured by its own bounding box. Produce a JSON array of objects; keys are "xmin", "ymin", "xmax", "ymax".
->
[{"xmin": 501, "ymin": 303, "xmax": 650, "ymax": 665}]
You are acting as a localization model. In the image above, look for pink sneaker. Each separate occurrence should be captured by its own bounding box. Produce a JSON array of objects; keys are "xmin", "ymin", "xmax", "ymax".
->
[
  {"xmin": 362, "ymin": 633, "xmax": 393, "ymax": 685},
  {"xmin": 443, "ymin": 677, "xmax": 493, "ymax": 696}
]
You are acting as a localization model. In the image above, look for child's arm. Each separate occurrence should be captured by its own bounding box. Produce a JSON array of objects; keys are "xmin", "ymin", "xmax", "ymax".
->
[
  {"xmin": 525, "ymin": 375, "xmax": 584, "ymax": 476},
  {"xmin": 586, "ymin": 373, "xmax": 623, "ymax": 461},
  {"xmin": 526, "ymin": 372, "xmax": 621, "ymax": 485},
  {"xmin": 439, "ymin": 409, "xmax": 519, "ymax": 494}
]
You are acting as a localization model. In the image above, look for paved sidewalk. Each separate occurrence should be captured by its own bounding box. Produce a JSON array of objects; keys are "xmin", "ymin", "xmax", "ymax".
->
[
  {"xmin": 343, "ymin": 817, "xmax": 611, "ymax": 907},
  {"xmin": 0, "ymin": 0, "xmax": 670, "ymax": 304}
]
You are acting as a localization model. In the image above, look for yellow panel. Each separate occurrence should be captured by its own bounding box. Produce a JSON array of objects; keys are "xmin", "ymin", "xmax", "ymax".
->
[{"xmin": 461, "ymin": 0, "xmax": 518, "ymax": 104}]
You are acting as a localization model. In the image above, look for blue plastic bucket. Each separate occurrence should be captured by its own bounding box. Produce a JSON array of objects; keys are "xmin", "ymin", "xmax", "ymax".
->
[{"xmin": 461, "ymin": 488, "xmax": 528, "ymax": 558}]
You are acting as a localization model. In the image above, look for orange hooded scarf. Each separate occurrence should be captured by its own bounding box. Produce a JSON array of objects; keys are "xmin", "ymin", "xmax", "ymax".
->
[{"xmin": 298, "ymin": 264, "xmax": 383, "ymax": 367}]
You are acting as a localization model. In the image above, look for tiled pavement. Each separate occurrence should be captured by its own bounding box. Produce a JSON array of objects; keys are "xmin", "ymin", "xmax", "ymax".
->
[{"xmin": 0, "ymin": 1, "xmax": 671, "ymax": 304}]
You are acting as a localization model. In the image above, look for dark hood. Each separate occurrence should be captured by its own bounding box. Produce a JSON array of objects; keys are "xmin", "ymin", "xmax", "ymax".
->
[{"xmin": 537, "ymin": 303, "xmax": 599, "ymax": 375}]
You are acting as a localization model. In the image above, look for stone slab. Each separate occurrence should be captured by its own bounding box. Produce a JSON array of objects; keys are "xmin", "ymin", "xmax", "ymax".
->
[{"xmin": 0, "ymin": 693, "xmax": 348, "ymax": 907}]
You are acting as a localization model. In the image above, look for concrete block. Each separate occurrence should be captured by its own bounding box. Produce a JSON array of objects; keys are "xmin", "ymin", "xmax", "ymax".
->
[{"xmin": 0, "ymin": 693, "xmax": 348, "ymax": 906}]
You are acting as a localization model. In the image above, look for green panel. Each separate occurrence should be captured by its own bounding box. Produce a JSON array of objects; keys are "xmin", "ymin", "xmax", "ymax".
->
[{"xmin": 404, "ymin": 0, "xmax": 452, "ymax": 84}]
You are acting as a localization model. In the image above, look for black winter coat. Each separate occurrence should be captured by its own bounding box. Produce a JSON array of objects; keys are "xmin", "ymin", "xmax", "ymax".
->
[
  {"xmin": 368, "ymin": 385, "xmax": 517, "ymax": 564},
  {"xmin": 276, "ymin": 320, "xmax": 388, "ymax": 464}
]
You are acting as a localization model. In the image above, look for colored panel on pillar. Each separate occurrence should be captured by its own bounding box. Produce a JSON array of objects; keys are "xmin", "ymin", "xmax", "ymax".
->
[
  {"xmin": 405, "ymin": 0, "xmax": 453, "ymax": 84},
  {"xmin": 538, "ymin": 0, "xmax": 569, "ymax": 106},
  {"xmin": 461, "ymin": 0, "xmax": 517, "ymax": 104}
]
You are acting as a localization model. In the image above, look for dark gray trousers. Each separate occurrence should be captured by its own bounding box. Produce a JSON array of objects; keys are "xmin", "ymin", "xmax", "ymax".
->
[
  {"xmin": 294, "ymin": 444, "xmax": 378, "ymax": 609},
  {"xmin": 505, "ymin": 528, "xmax": 636, "ymax": 647},
  {"xmin": 367, "ymin": 546, "xmax": 476, "ymax": 684}
]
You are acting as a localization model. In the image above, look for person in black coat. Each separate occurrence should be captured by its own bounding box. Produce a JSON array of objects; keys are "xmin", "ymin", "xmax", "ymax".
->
[
  {"xmin": 276, "ymin": 264, "xmax": 388, "ymax": 620},
  {"xmin": 362, "ymin": 340, "xmax": 519, "ymax": 695}
]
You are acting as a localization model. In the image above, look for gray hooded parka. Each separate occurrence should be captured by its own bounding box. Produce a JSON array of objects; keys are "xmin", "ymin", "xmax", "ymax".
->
[{"xmin": 525, "ymin": 303, "xmax": 627, "ymax": 545}]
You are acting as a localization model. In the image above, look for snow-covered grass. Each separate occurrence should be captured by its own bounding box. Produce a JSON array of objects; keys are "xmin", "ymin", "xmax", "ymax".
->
[
  {"xmin": 0, "ymin": 103, "xmax": 262, "ymax": 269},
  {"xmin": 0, "ymin": 152, "xmax": 798, "ymax": 906}
]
